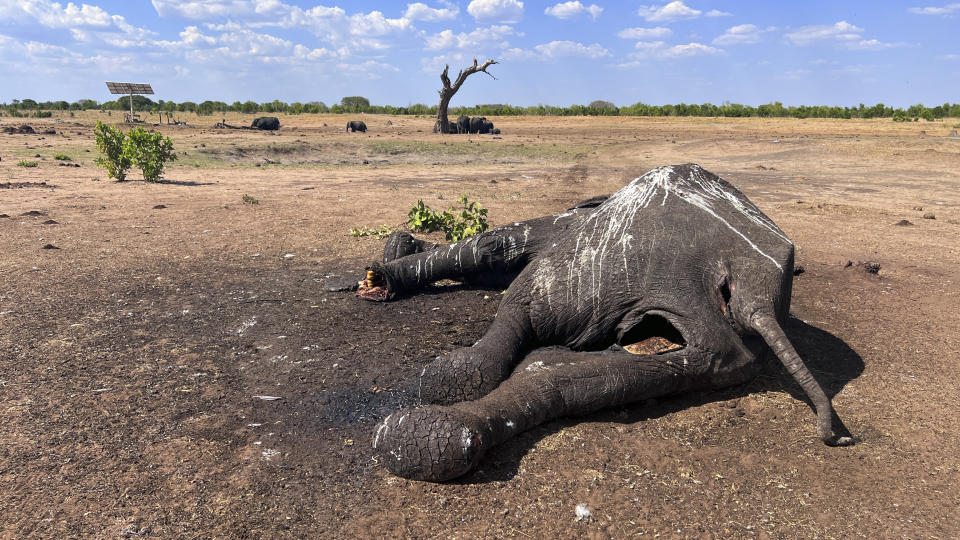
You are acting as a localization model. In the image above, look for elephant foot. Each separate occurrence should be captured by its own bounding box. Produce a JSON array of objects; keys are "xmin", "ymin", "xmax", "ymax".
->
[
  {"xmin": 382, "ymin": 231, "xmax": 438, "ymax": 263},
  {"xmin": 372, "ymin": 407, "xmax": 490, "ymax": 482},
  {"xmin": 357, "ymin": 269, "xmax": 393, "ymax": 302}
]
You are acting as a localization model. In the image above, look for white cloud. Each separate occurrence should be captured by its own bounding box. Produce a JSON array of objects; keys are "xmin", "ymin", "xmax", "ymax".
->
[
  {"xmin": 617, "ymin": 26, "xmax": 672, "ymax": 39},
  {"xmin": 151, "ymin": 0, "xmax": 256, "ymax": 19},
  {"xmin": 157, "ymin": 24, "xmax": 339, "ymax": 66},
  {"xmin": 637, "ymin": 1, "xmax": 700, "ymax": 22},
  {"xmin": 420, "ymin": 52, "xmax": 468, "ymax": 73},
  {"xmin": 544, "ymin": 1, "xmax": 602, "ymax": 20},
  {"xmin": 937, "ymin": 53, "xmax": 960, "ymax": 59},
  {"xmin": 244, "ymin": 5, "xmax": 413, "ymax": 52},
  {"xmin": 502, "ymin": 40, "xmax": 608, "ymax": 61},
  {"xmin": 0, "ymin": 32, "xmax": 144, "ymax": 76},
  {"xmin": 845, "ymin": 39, "xmax": 900, "ymax": 50},
  {"xmin": 405, "ymin": 2, "xmax": 458, "ymax": 21},
  {"xmin": 0, "ymin": 33, "xmax": 83, "ymax": 61},
  {"xmin": 664, "ymin": 42, "xmax": 722, "ymax": 57},
  {"xmin": 784, "ymin": 21, "xmax": 863, "ymax": 46},
  {"xmin": 535, "ymin": 40, "xmax": 609, "ymax": 58},
  {"xmin": 705, "ymin": 9, "xmax": 731, "ymax": 17},
  {"xmin": 0, "ymin": 0, "xmax": 108, "ymax": 27},
  {"xmin": 424, "ymin": 24, "xmax": 516, "ymax": 50},
  {"xmin": 784, "ymin": 21, "xmax": 903, "ymax": 50},
  {"xmin": 630, "ymin": 40, "xmax": 723, "ymax": 58},
  {"xmin": 907, "ymin": 3, "xmax": 960, "ymax": 15},
  {"xmin": 467, "ymin": 0, "xmax": 524, "ymax": 23},
  {"xmin": 350, "ymin": 11, "xmax": 412, "ymax": 36},
  {"xmin": 425, "ymin": 29, "xmax": 457, "ymax": 49},
  {"xmin": 713, "ymin": 24, "xmax": 765, "ymax": 45},
  {"xmin": 153, "ymin": 1, "xmax": 414, "ymax": 52},
  {"xmin": 334, "ymin": 60, "xmax": 399, "ymax": 79},
  {"xmin": 0, "ymin": 0, "xmax": 153, "ymax": 41},
  {"xmin": 179, "ymin": 25, "xmax": 217, "ymax": 46}
]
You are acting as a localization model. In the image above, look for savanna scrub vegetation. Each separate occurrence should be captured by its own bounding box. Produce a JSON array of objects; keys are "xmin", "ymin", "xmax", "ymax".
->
[
  {"xmin": 3, "ymin": 96, "xmax": 959, "ymax": 121},
  {"xmin": 93, "ymin": 121, "xmax": 177, "ymax": 182}
]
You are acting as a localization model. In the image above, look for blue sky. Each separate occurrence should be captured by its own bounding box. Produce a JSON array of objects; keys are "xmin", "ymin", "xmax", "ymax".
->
[{"xmin": 0, "ymin": 0, "xmax": 958, "ymax": 107}]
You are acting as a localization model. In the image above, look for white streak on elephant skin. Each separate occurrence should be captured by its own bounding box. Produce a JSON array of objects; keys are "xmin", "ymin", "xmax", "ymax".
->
[{"xmin": 565, "ymin": 164, "xmax": 787, "ymax": 309}]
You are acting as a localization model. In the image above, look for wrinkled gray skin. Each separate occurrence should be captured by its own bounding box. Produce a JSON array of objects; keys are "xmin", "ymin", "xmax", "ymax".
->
[
  {"xmin": 457, "ymin": 115, "xmax": 470, "ymax": 134},
  {"xmin": 369, "ymin": 164, "xmax": 853, "ymax": 482},
  {"xmin": 346, "ymin": 120, "xmax": 367, "ymax": 132}
]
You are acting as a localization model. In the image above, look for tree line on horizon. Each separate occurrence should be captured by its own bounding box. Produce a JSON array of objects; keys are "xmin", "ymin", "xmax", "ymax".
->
[{"xmin": 2, "ymin": 96, "xmax": 958, "ymax": 121}]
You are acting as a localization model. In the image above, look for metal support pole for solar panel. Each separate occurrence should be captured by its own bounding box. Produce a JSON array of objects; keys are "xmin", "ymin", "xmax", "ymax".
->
[{"xmin": 105, "ymin": 82, "xmax": 154, "ymax": 123}]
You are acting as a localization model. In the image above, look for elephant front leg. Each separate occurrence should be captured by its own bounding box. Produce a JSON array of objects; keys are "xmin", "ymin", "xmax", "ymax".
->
[
  {"xmin": 373, "ymin": 347, "xmax": 731, "ymax": 482},
  {"xmin": 418, "ymin": 306, "xmax": 533, "ymax": 405},
  {"xmin": 358, "ymin": 219, "xmax": 554, "ymax": 301}
]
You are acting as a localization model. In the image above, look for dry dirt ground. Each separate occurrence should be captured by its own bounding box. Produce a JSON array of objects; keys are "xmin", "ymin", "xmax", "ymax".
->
[{"xmin": 1, "ymin": 112, "xmax": 959, "ymax": 538}]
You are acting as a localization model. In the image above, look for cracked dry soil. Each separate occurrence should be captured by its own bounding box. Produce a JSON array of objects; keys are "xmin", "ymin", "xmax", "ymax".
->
[{"xmin": 1, "ymin": 113, "xmax": 959, "ymax": 537}]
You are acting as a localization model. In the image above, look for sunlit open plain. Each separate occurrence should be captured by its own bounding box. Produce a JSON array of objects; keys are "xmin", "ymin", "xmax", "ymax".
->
[{"xmin": 2, "ymin": 112, "xmax": 958, "ymax": 537}]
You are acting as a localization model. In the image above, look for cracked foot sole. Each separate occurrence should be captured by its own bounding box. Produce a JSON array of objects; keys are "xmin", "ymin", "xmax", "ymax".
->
[{"xmin": 372, "ymin": 407, "xmax": 489, "ymax": 482}]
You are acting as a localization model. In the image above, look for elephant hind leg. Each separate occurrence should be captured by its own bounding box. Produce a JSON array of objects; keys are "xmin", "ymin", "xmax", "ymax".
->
[{"xmin": 375, "ymin": 346, "xmax": 744, "ymax": 482}]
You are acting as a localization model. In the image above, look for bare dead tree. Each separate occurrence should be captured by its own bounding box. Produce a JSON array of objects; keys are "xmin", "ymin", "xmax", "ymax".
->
[{"xmin": 434, "ymin": 58, "xmax": 498, "ymax": 134}]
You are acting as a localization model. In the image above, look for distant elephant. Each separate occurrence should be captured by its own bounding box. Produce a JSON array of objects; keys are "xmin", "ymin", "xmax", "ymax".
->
[
  {"xmin": 491, "ymin": 128, "xmax": 501, "ymax": 135},
  {"xmin": 468, "ymin": 116, "xmax": 488, "ymax": 134},
  {"xmin": 457, "ymin": 115, "xmax": 470, "ymax": 134},
  {"xmin": 251, "ymin": 116, "xmax": 280, "ymax": 130},
  {"xmin": 432, "ymin": 120, "xmax": 458, "ymax": 134},
  {"xmin": 481, "ymin": 119, "xmax": 494, "ymax": 134},
  {"xmin": 346, "ymin": 120, "xmax": 367, "ymax": 132}
]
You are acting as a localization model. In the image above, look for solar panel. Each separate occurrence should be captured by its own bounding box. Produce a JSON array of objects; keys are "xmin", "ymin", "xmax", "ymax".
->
[{"xmin": 105, "ymin": 82, "xmax": 154, "ymax": 95}]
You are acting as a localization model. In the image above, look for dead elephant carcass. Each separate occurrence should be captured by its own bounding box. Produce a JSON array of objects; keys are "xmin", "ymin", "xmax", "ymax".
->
[
  {"xmin": 360, "ymin": 164, "xmax": 853, "ymax": 482},
  {"xmin": 251, "ymin": 116, "xmax": 280, "ymax": 130}
]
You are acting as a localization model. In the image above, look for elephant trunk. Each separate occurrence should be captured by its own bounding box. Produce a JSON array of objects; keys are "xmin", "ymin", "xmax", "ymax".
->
[{"xmin": 751, "ymin": 311, "xmax": 853, "ymax": 446}]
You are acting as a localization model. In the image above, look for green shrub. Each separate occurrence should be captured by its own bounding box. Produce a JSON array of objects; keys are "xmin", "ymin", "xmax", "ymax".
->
[
  {"xmin": 445, "ymin": 195, "xmax": 489, "ymax": 241},
  {"xmin": 127, "ymin": 127, "xmax": 177, "ymax": 182},
  {"xmin": 407, "ymin": 195, "xmax": 489, "ymax": 242},
  {"xmin": 241, "ymin": 194, "xmax": 259, "ymax": 204},
  {"xmin": 53, "ymin": 153, "xmax": 71, "ymax": 161},
  {"xmin": 350, "ymin": 224, "xmax": 396, "ymax": 238},
  {"xmin": 93, "ymin": 121, "xmax": 177, "ymax": 182},
  {"xmin": 892, "ymin": 110, "xmax": 909, "ymax": 122},
  {"xmin": 94, "ymin": 121, "xmax": 133, "ymax": 180},
  {"xmin": 17, "ymin": 160, "xmax": 39, "ymax": 167},
  {"xmin": 407, "ymin": 200, "xmax": 447, "ymax": 233}
]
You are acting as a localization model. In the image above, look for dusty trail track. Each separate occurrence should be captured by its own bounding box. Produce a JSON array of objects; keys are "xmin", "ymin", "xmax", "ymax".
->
[{"xmin": 1, "ymin": 113, "xmax": 959, "ymax": 537}]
